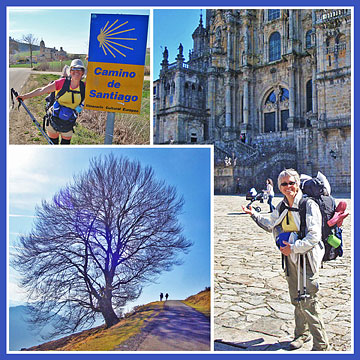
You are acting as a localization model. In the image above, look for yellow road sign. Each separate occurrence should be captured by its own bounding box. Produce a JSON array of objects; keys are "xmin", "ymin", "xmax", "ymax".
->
[
  {"xmin": 85, "ymin": 14, "xmax": 148, "ymax": 114},
  {"xmin": 85, "ymin": 62, "xmax": 145, "ymax": 113}
]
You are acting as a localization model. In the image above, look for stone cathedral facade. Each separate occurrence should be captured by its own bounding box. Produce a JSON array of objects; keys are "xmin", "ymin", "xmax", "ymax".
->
[{"xmin": 153, "ymin": 9, "xmax": 351, "ymax": 193}]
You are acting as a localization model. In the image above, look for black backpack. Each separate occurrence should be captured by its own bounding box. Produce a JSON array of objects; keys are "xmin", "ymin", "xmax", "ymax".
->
[{"xmin": 280, "ymin": 177, "xmax": 343, "ymax": 262}]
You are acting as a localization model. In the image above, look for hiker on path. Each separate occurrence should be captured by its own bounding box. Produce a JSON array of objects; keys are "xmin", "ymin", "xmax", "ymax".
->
[
  {"xmin": 165, "ymin": 293, "xmax": 169, "ymax": 301},
  {"xmin": 160, "ymin": 292, "xmax": 164, "ymax": 301},
  {"xmin": 16, "ymin": 59, "xmax": 86, "ymax": 145},
  {"xmin": 242, "ymin": 168, "xmax": 330, "ymax": 351},
  {"xmin": 263, "ymin": 178, "xmax": 275, "ymax": 213}
]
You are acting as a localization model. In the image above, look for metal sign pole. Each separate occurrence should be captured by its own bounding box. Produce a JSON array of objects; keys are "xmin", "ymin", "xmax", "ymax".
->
[{"xmin": 104, "ymin": 112, "xmax": 115, "ymax": 144}]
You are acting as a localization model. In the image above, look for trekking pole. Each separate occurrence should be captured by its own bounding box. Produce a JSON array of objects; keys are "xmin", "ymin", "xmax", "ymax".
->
[
  {"xmin": 295, "ymin": 255, "xmax": 302, "ymax": 302},
  {"xmin": 301, "ymin": 254, "xmax": 310, "ymax": 301},
  {"xmin": 10, "ymin": 88, "xmax": 54, "ymax": 145}
]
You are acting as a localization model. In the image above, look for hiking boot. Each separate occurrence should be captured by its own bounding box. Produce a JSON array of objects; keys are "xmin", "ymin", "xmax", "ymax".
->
[
  {"xmin": 289, "ymin": 335, "xmax": 312, "ymax": 350},
  {"xmin": 311, "ymin": 344, "xmax": 331, "ymax": 351}
]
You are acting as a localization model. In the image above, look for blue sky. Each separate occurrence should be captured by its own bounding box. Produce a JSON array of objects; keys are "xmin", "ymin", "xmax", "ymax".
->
[
  {"xmin": 8, "ymin": 146, "xmax": 211, "ymax": 314},
  {"xmin": 154, "ymin": 9, "xmax": 202, "ymax": 79},
  {"xmin": 8, "ymin": 7, "xmax": 150, "ymax": 55}
]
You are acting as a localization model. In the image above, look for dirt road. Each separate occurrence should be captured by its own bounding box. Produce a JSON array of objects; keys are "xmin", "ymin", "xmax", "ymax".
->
[{"xmin": 134, "ymin": 300, "xmax": 210, "ymax": 351}]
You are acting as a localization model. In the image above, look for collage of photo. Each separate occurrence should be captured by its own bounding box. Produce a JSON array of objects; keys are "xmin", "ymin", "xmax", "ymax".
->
[{"xmin": 7, "ymin": 5, "xmax": 353, "ymax": 356}]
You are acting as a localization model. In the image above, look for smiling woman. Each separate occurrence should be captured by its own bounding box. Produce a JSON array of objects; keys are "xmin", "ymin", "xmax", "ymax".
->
[
  {"xmin": 15, "ymin": 59, "xmax": 86, "ymax": 145},
  {"xmin": 242, "ymin": 168, "xmax": 331, "ymax": 351}
]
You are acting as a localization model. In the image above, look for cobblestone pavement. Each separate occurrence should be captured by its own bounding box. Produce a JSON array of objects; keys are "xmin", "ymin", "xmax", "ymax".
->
[{"xmin": 214, "ymin": 195, "xmax": 352, "ymax": 352}]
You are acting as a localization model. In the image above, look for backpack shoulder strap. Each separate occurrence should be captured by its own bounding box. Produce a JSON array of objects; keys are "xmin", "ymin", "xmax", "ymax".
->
[
  {"xmin": 79, "ymin": 80, "xmax": 85, "ymax": 104},
  {"xmin": 298, "ymin": 197, "xmax": 309, "ymax": 239},
  {"xmin": 279, "ymin": 201, "xmax": 286, "ymax": 215},
  {"xmin": 55, "ymin": 77, "xmax": 71, "ymax": 101}
]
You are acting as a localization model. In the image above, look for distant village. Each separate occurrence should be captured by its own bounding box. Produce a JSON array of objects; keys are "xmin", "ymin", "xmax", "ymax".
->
[{"xmin": 9, "ymin": 37, "xmax": 69, "ymax": 64}]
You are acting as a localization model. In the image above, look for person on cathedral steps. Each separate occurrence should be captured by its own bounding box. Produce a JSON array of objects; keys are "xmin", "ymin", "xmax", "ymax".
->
[
  {"xmin": 242, "ymin": 169, "xmax": 330, "ymax": 351},
  {"xmin": 264, "ymin": 178, "xmax": 275, "ymax": 213}
]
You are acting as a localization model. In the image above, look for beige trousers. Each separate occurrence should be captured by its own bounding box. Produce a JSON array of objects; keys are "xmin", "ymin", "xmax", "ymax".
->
[{"xmin": 285, "ymin": 255, "xmax": 330, "ymax": 351}]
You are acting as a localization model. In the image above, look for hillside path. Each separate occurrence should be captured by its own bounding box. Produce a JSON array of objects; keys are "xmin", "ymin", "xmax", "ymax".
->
[{"xmin": 136, "ymin": 300, "xmax": 210, "ymax": 351}]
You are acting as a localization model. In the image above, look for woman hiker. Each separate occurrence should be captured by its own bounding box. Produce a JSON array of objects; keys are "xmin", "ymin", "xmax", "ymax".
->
[
  {"xmin": 16, "ymin": 58, "xmax": 86, "ymax": 145},
  {"xmin": 242, "ymin": 169, "xmax": 330, "ymax": 351}
]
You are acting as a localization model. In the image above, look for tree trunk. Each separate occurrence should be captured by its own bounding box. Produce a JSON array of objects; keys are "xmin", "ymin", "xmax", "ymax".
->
[{"xmin": 99, "ymin": 296, "xmax": 119, "ymax": 328}]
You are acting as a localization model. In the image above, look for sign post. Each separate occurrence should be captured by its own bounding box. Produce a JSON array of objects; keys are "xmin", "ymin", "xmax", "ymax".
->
[{"xmin": 85, "ymin": 13, "xmax": 149, "ymax": 143}]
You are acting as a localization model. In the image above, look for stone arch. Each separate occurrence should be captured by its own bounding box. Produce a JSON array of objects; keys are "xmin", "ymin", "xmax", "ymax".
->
[{"xmin": 260, "ymin": 85, "xmax": 290, "ymax": 133}]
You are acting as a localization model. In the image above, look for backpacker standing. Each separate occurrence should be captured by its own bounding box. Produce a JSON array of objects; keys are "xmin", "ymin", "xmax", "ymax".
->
[
  {"xmin": 242, "ymin": 169, "xmax": 330, "ymax": 351},
  {"xmin": 16, "ymin": 59, "xmax": 86, "ymax": 145}
]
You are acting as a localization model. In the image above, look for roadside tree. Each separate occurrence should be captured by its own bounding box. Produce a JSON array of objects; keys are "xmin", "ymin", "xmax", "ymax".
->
[
  {"xmin": 13, "ymin": 154, "xmax": 191, "ymax": 337},
  {"xmin": 22, "ymin": 34, "xmax": 38, "ymax": 67}
]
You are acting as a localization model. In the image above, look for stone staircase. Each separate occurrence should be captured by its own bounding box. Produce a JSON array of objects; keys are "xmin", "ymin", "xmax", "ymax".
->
[{"xmin": 214, "ymin": 139, "xmax": 258, "ymax": 165}]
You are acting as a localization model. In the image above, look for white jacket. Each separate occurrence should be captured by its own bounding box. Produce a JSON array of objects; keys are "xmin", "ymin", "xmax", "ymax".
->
[{"xmin": 250, "ymin": 189, "xmax": 325, "ymax": 273}]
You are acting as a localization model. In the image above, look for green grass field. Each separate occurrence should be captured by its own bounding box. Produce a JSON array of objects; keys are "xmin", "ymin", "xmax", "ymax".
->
[{"xmin": 14, "ymin": 73, "xmax": 150, "ymax": 145}]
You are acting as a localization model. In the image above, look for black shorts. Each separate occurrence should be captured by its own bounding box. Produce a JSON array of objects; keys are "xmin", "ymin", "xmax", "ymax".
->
[{"xmin": 49, "ymin": 116, "xmax": 76, "ymax": 133}]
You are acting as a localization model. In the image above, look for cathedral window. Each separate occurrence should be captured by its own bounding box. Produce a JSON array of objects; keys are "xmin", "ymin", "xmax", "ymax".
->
[
  {"xmin": 268, "ymin": 10, "xmax": 280, "ymax": 21},
  {"xmin": 280, "ymin": 88, "xmax": 289, "ymax": 102},
  {"xmin": 306, "ymin": 30, "xmax": 312, "ymax": 49},
  {"xmin": 265, "ymin": 91, "xmax": 276, "ymax": 104},
  {"xmin": 306, "ymin": 80, "xmax": 313, "ymax": 112},
  {"xmin": 263, "ymin": 86, "xmax": 289, "ymax": 133},
  {"xmin": 269, "ymin": 32, "xmax": 281, "ymax": 62}
]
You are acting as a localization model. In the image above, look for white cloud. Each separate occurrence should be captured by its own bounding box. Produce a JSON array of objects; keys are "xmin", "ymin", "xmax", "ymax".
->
[
  {"xmin": 8, "ymin": 280, "xmax": 27, "ymax": 304},
  {"xmin": 9, "ymin": 214, "xmax": 38, "ymax": 218}
]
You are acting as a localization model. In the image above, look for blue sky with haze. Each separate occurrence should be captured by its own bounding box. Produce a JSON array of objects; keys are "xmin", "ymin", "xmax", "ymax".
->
[
  {"xmin": 8, "ymin": 7, "xmax": 150, "ymax": 55},
  {"xmin": 8, "ymin": 147, "xmax": 211, "ymax": 313},
  {"xmin": 154, "ymin": 9, "xmax": 202, "ymax": 79}
]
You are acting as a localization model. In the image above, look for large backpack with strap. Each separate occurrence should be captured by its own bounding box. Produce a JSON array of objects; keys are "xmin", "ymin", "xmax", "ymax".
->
[
  {"xmin": 43, "ymin": 77, "xmax": 85, "ymax": 131},
  {"xmin": 279, "ymin": 175, "xmax": 344, "ymax": 262},
  {"xmin": 45, "ymin": 76, "xmax": 85, "ymax": 111}
]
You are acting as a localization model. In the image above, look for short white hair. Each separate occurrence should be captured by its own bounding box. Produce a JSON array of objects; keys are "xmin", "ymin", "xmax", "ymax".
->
[{"xmin": 277, "ymin": 168, "xmax": 300, "ymax": 190}]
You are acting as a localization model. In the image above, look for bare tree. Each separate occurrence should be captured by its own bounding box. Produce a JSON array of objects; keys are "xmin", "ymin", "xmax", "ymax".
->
[
  {"xmin": 12, "ymin": 154, "xmax": 192, "ymax": 337},
  {"xmin": 22, "ymin": 34, "xmax": 38, "ymax": 67}
]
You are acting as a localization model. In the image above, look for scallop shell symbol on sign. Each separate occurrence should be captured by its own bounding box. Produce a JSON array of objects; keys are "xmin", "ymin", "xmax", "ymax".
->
[{"xmin": 97, "ymin": 19, "xmax": 137, "ymax": 58}]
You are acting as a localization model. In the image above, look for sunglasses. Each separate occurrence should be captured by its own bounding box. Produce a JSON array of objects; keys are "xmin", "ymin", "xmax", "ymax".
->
[
  {"xmin": 280, "ymin": 181, "xmax": 296, "ymax": 187},
  {"xmin": 70, "ymin": 68, "xmax": 83, "ymax": 72}
]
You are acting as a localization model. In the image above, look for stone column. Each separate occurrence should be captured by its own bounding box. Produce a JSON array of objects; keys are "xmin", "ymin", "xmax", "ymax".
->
[
  {"xmin": 207, "ymin": 69, "xmax": 216, "ymax": 139},
  {"xmin": 225, "ymin": 74, "xmax": 232, "ymax": 128},
  {"xmin": 287, "ymin": 59, "xmax": 296, "ymax": 130},
  {"xmin": 312, "ymin": 58, "xmax": 318, "ymax": 114},
  {"xmin": 289, "ymin": 10, "xmax": 294, "ymax": 52},
  {"xmin": 175, "ymin": 68, "xmax": 184, "ymax": 107},
  {"xmin": 289, "ymin": 68, "xmax": 295, "ymax": 118},
  {"xmin": 243, "ymin": 71, "xmax": 249, "ymax": 126},
  {"xmin": 227, "ymin": 29, "xmax": 232, "ymax": 67}
]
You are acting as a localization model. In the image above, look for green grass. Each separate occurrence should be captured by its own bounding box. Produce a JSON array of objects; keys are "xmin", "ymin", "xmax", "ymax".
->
[
  {"xmin": 71, "ymin": 124, "xmax": 104, "ymax": 145},
  {"xmin": 13, "ymin": 50, "xmax": 40, "ymax": 58},
  {"xmin": 18, "ymin": 73, "xmax": 149, "ymax": 145},
  {"xmin": 58, "ymin": 302, "xmax": 163, "ymax": 351},
  {"xmin": 182, "ymin": 289, "xmax": 210, "ymax": 318},
  {"xmin": 145, "ymin": 50, "xmax": 150, "ymax": 66},
  {"xmin": 10, "ymin": 64, "xmax": 32, "ymax": 68}
]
